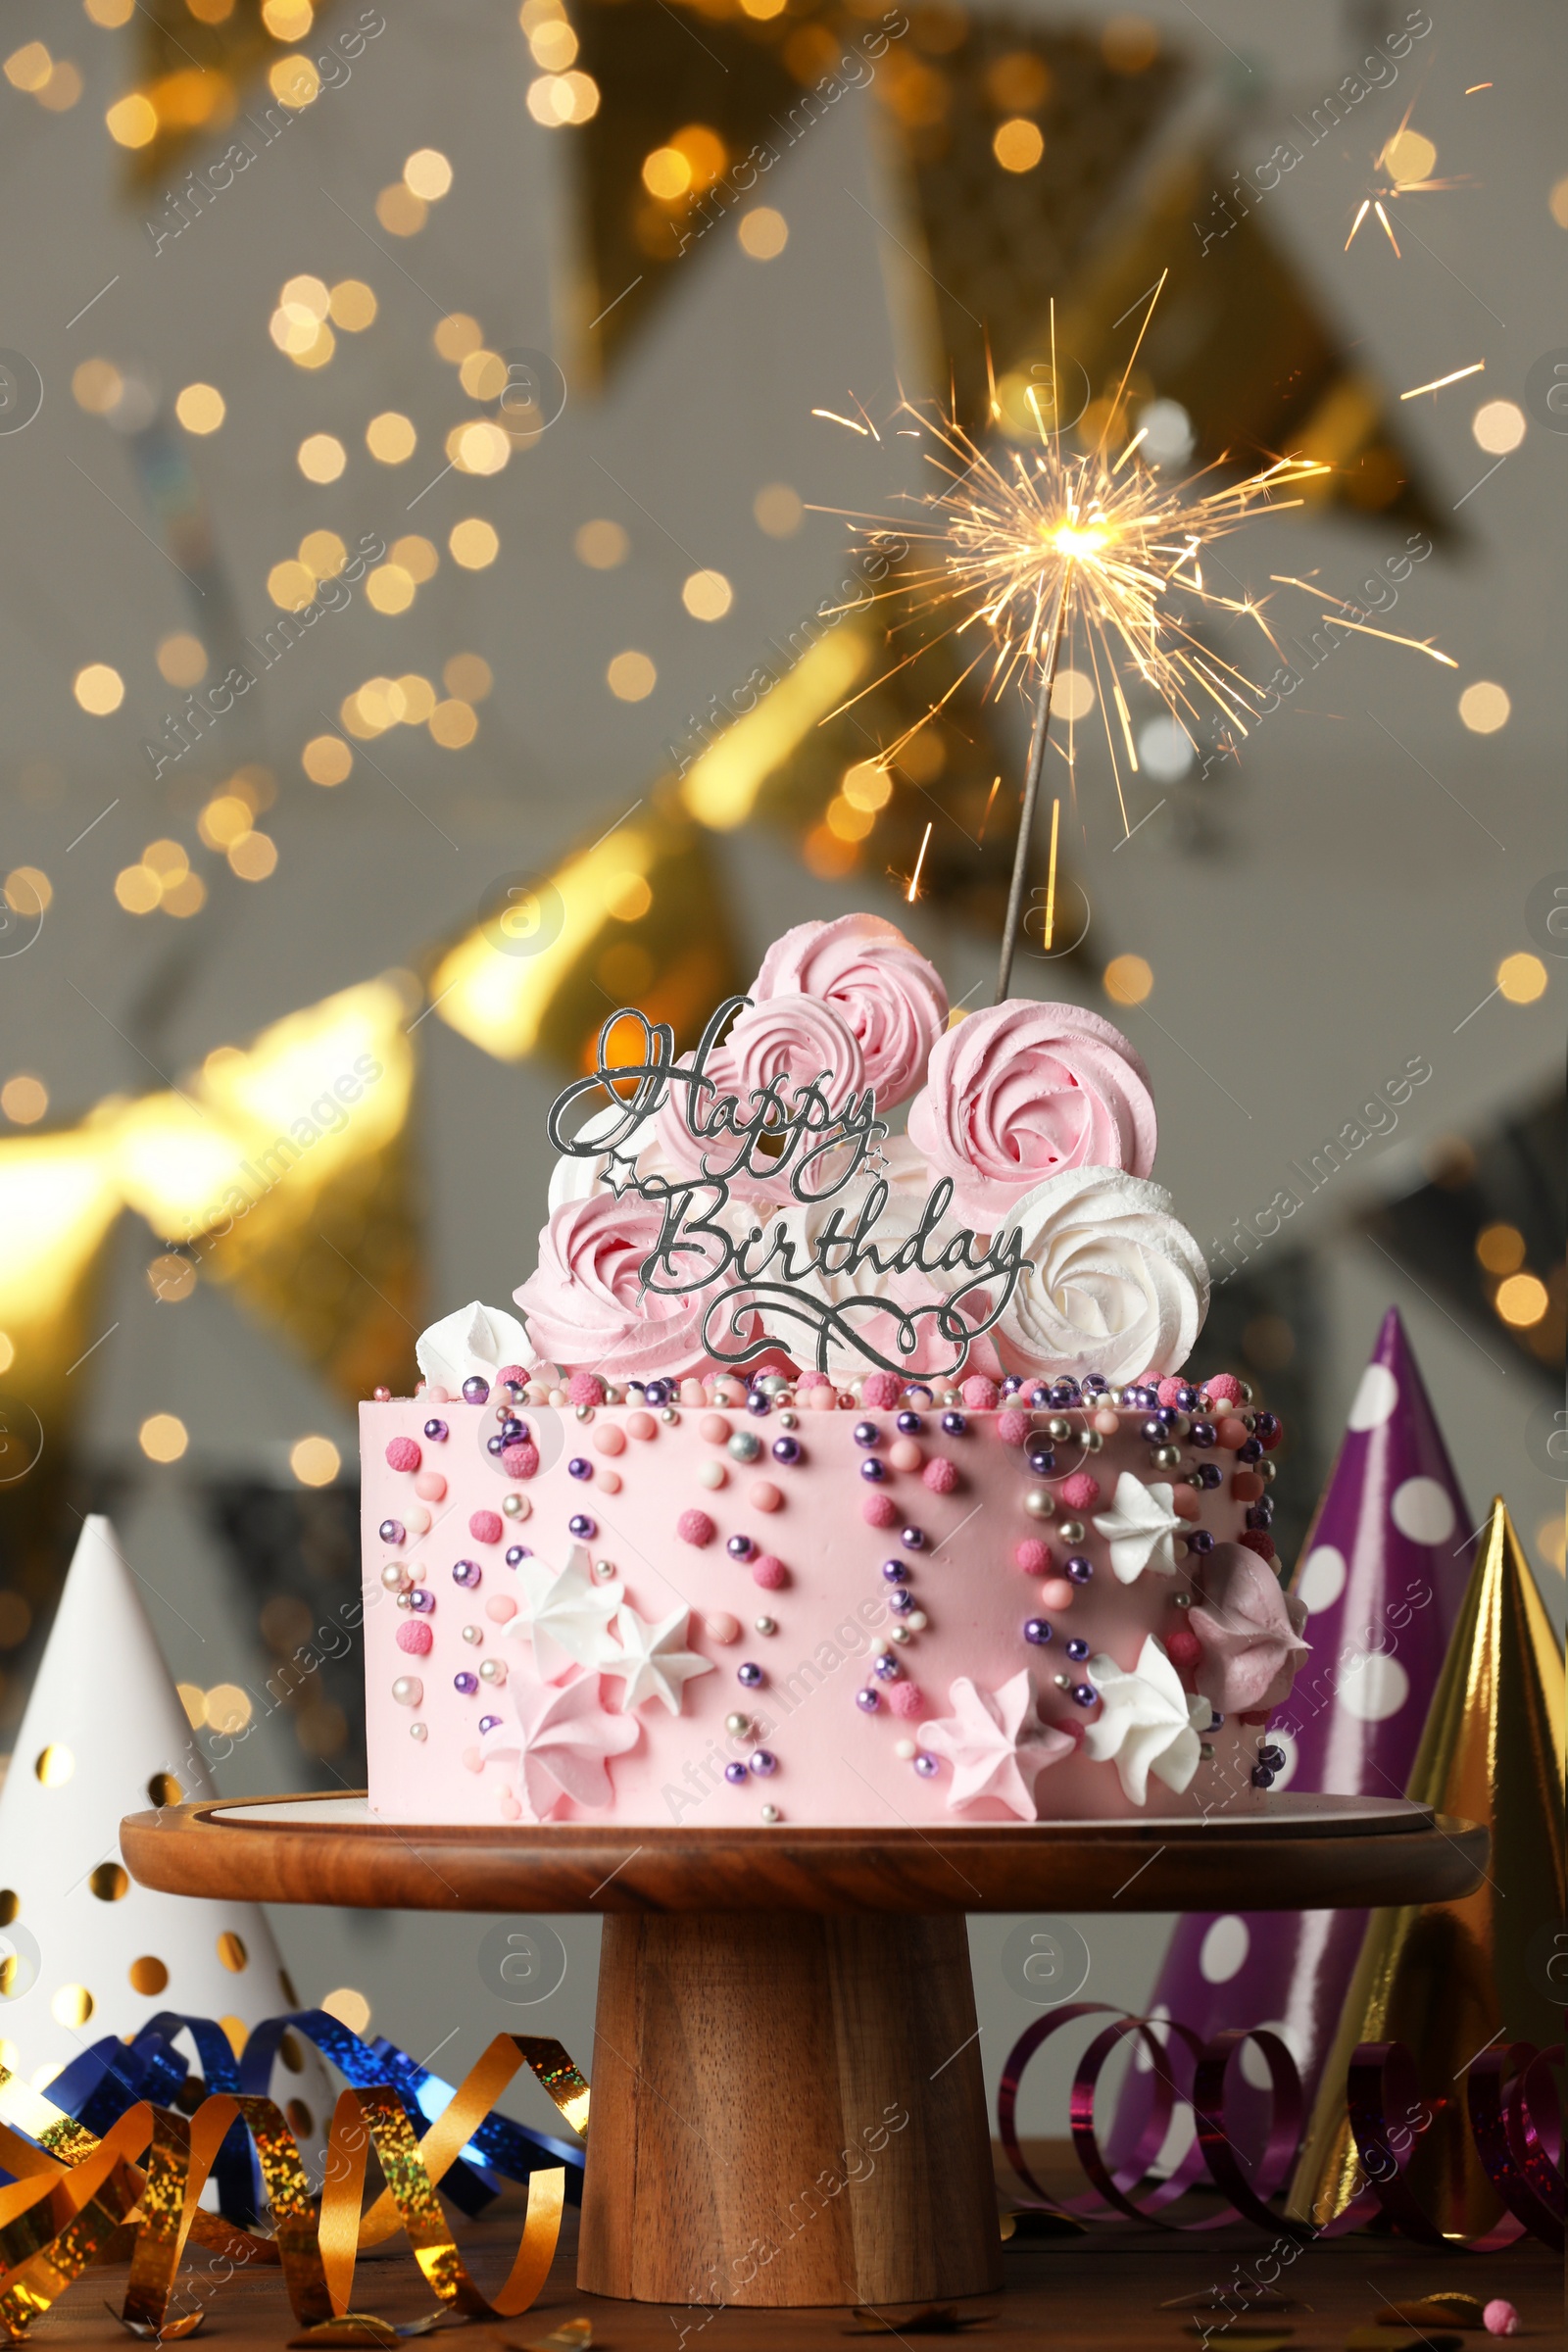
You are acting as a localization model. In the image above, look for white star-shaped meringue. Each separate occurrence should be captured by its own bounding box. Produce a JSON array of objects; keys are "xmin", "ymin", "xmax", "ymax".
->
[
  {"xmin": 916, "ymin": 1671, "xmax": 1075, "ymax": 1820},
  {"xmin": 505, "ymin": 1544, "xmax": 623, "ymax": 1682},
  {"xmin": 1080, "ymin": 1635, "xmax": 1213, "ymax": 1805},
  {"xmin": 481, "ymin": 1668, "xmax": 640, "ymax": 1820},
  {"xmin": 599, "ymin": 1602, "xmax": 715, "ymax": 1715},
  {"xmin": 1092, "ymin": 1472, "xmax": 1187, "ymax": 1583}
]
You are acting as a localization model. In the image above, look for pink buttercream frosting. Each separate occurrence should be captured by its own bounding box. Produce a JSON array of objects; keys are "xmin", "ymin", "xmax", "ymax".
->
[
  {"xmin": 1188, "ymin": 1544, "xmax": 1309, "ymax": 1714},
  {"xmin": 514, "ymin": 1192, "xmax": 726, "ymax": 1380},
  {"xmin": 906, "ymin": 999, "xmax": 1156, "ymax": 1223},
  {"xmin": 752, "ymin": 911, "xmax": 948, "ymax": 1109}
]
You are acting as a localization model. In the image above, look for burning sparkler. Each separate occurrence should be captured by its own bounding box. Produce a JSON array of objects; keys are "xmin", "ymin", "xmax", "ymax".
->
[
  {"xmin": 819, "ymin": 274, "xmax": 1453, "ymax": 1001},
  {"xmin": 1346, "ymin": 118, "xmax": 1468, "ymax": 256}
]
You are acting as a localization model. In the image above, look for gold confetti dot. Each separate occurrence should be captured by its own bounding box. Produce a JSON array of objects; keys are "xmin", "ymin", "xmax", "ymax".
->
[
  {"xmin": 286, "ymin": 2098, "xmax": 315, "ymax": 2139},
  {"xmin": 89, "ymin": 1862, "xmax": 128, "ymax": 1901},
  {"xmin": 218, "ymin": 1932, "xmax": 249, "ymax": 1973},
  {"xmin": 74, "ymin": 662, "xmax": 123, "ymax": 714},
  {"xmin": 0, "ymin": 1892, "xmax": 20, "ymax": 1927},
  {"xmin": 128, "ymin": 1956, "xmax": 169, "ymax": 1996},
  {"xmin": 34, "ymin": 1745, "xmax": 74, "ymax": 1787},
  {"xmin": 51, "ymin": 1984, "xmax": 94, "ymax": 2029},
  {"xmin": 449, "ymin": 517, "xmax": 499, "ymax": 568},
  {"xmin": 139, "ymin": 1411, "xmax": 189, "ymax": 1461},
  {"xmin": 302, "ymin": 735, "xmax": 352, "ymax": 786},
  {"xmin": 174, "ymin": 381, "xmax": 225, "ymax": 433},
  {"xmin": 148, "ymin": 1772, "xmax": 182, "ymax": 1806}
]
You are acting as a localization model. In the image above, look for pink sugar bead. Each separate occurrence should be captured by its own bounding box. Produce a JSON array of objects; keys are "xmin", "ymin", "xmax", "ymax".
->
[
  {"xmin": 701, "ymin": 1414, "xmax": 730, "ymax": 1445},
  {"xmin": 385, "ymin": 1437, "xmax": 420, "ymax": 1472},
  {"xmin": 593, "ymin": 1423, "xmax": 626, "ymax": 1455},
  {"xmin": 502, "ymin": 1443, "xmax": 539, "ymax": 1480},
  {"xmin": 497, "ymin": 1364, "xmax": 528, "ymax": 1388},
  {"xmin": 1093, "ymin": 1408, "xmax": 1119, "ymax": 1436},
  {"xmin": 1057, "ymin": 1471, "xmax": 1101, "ymax": 1512},
  {"xmin": 626, "ymin": 1411, "xmax": 656, "ymax": 1440},
  {"xmin": 861, "ymin": 1372, "xmax": 901, "ymax": 1408},
  {"xmin": 890, "ymin": 1438, "xmax": 923, "ymax": 1472},
  {"xmin": 750, "ymin": 1480, "xmax": 782, "ymax": 1512},
  {"xmin": 923, "ymin": 1456, "xmax": 959, "ymax": 1494},
  {"xmin": 1038, "ymin": 1576, "xmax": 1074, "ymax": 1610},
  {"xmin": 1216, "ymin": 1415, "xmax": 1250, "ymax": 1450},
  {"xmin": 499, "ymin": 1788, "xmax": 522, "ymax": 1820},
  {"xmin": 997, "ymin": 1410, "xmax": 1030, "ymax": 1446},
  {"xmin": 752, "ymin": 1554, "xmax": 787, "ymax": 1589},
  {"xmin": 961, "ymin": 1375, "xmax": 1000, "ymax": 1409},
  {"xmin": 1484, "ymin": 2301, "xmax": 1520, "ymax": 2336},
  {"xmin": 1014, "ymin": 1538, "xmax": 1052, "ymax": 1575},
  {"xmin": 1206, "ymin": 1373, "xmax": 1244, "ymax": 1405},
  {"xmin": 396, "ymin": 1621, "xmax": 433, "ymax": 1655},
  {"xmin": 1155, "ymin": 1378, "xmax": 1186, "ymax": 1407},
  {"xmin": 1171, "ymin": 1486, "xmax": 1201, "ymax": 1521},
  {"xmin": 1238, "ymin": 1530, "xmax": 1276, "ymax": 1564},
  {"xmin": 705, "ymin": 1612, "xmax": 741, "ymax": 1644},
  {"xmin": 599, "ymin": 1468, "xmax": 622, "ymax": 1494},
  {"xmin": 485, "ymin": 1595, "xmax": 517, "ymax": 1623},
  {"xmin": 680, "ymin": 1379, "xmax": 706, "ymax": 1404},
  {"xmin": 888, "ymin": 1682, "xmax": 923, "ymax": 1718},
  {"xmin": 468, "ymin": 1510, "xmax": 504, "ymax": 1544},
  {"xmin": 463, "ymin": 1745, "xmax": 483, "ymax": 1775},
  {"xmin": 567, "ymin": 1372, "xmax": 606, "ymax": 1406},
  {"xmin": 1165, "ymin": 1628, "xmax": 1201, "ymax": 1671},
  {"xmin": 677, "ymin": 1507, "xmax": 715, "ymax": 1546},
  {"xmin": 862, "ymin": 1493, "xmax": 899, "ymax": 1529},
  {"xmin": 414, "ymin": 1471, "xmax": 446, "ymax": 1501},
  {"xmin": 804, "ymin": 1386, "xmax": 837, "ymax": 1410}
]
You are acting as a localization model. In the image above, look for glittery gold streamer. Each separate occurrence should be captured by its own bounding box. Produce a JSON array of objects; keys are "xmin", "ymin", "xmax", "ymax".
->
[{"xmin": 0, "ymin": 2034, "xmax": 588, "ymax": 2339}]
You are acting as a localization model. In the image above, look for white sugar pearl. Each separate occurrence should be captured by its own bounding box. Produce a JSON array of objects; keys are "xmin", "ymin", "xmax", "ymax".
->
[
  {"xmin": 410, "ymin": 1722, "xmax": 428, "ymax": 1741},
  {"xmin": 462, "ymin": 1624, "xmax": 482, "ymax": 1645},
  {"xmin": 392, "ymin": 1677, "xmax": 422, "ymax": 1707},
  {"xmin": 906, "ymin": 1610, "xmax": 927, "ymax": 1632},
  {"xmin": 895, "ymin": 1738, "xmax": 917, "ymax": 1760},
  {"xmin": 698, "ymin": 1460, "xmax": 727, "ymax": 1491},
  {"xmin": 890, "ymin": 1625, "xmax": 911, "ymax": 1644}
]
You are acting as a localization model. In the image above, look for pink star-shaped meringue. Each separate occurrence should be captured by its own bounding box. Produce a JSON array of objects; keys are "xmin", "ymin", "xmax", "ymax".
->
[
  {"xmin": 482, "ymin": 1669, "xmax": 639, "ymax": 1820},
  {"xmin": 917, "ymin": 1671, "xmax": 1075, "ymax": 1819}
]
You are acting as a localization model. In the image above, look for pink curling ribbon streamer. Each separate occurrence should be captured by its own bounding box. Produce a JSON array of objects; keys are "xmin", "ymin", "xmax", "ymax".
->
[{"xmin": 998, "ymin": 2009, "xmax": 1565, "ymax": 2251}]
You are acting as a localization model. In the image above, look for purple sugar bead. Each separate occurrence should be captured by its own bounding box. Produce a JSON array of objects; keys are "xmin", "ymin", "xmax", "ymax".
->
[
  {"xmin": 505, "ymin": 1544, "xmax": 531, "ymax": 1566},
  {"xmin": 1238, "ymin": 1437, "xmax": 1264, "ymax": 1464},
  {"xmin": 913, "ymin": 1752, "xmax": 939, "ymax": 1777},
  {"xmin": 896, "ymin": 1411, "xmax": 923, "ymax": 1436},
  {"xmin": 1191, "ymin": 1420, "xmax": 1217, "ymax": 1449},
  {"xmin": 872, "ymin": 1652, "xmax": 900, "ymax": 1680},
  {"xmin": 1001, "ymin": 1375, "xmax": 1023, "ymax": 1396},
  {"xmin": 454, "ymin": 1671, "xmax": 478, "ymax": 1695},
  {"xmin": 378, "ymin": 1519, "xmax": 406, "ymax": 1546},
  {"xmin": 854, "ymin": 1420, "xmax": 880, "ymax": 1447},
  {"xmin": 724, "ymin": 1760, "xmax": 748, "ymax": 1786},
  {"xmin": 1176, "ymin": 1385, "xmax": 1200, "ymax": 1413},
  {"xmin": 737, "ymin": 1661, "xmax": 762, "ymax": 1688},
  {"xmin": 567, "ymin": 1514, "xmax": 597, "ymax": 1540},
  {"xmin": 941, "ymin": 1411, "xmax": 967, "ymax": 1436},
  {"xmin": 855, "ymin": 1686, "xmax": 880, "ymax": 1712},
  {"xmin": 1250, "ymin": 1764, "xmax": 1275, "ymax": 1788},
  {"xmin": 901, "ymin": 1527, "xmax": 925, "ymax": 1550},
  {"xmin": 1049, "ymin": 1379, "xmax": 1079, "ymax": 1407},
  {"xmin": 1065, "ymin": 1636, "xmax": 1089, "ymax": 1662},
  {"xmin": 462, "ymin": 1376, "xmax": 490, "ymax": 1403},
  {"xmin": 1072, "ymin": 1683, "xmax": 1098, "ymax": 1708},
  {"xmin": 486, "ymin": 1436, "xmax": 507, "ymax": 1456},
  {"xmin": 409, "ymin": 1588, "xmax": 434, "ymax": 1613},
  {"xmin": 727, "ymin": 1533, "xmax": 756, "ymax": 1559},
  {"xmin": 422, "ymin": 1419, "xmax": 449, "ymax": 1442},
  {"xmin": 1065, "ymin": 1555, "xmax": 1093, "ymax": 1583},
  {"xmin": 478, "ymin": 1714, "xmax": 502, "ymax": 1735},
  {"xmin": 1186, "ymin": 1528, "xmax": 1214, "ymax": 1555},
  {"xmin": 452, "ymin": 1559, "xmax": 481, "ymax": 1589},
  {"xmin": 771, "ymin": 1435, "xmax": 802, "ymax": 1464},
  {"xmin": 746, "ymin": 1391, "xmax": 771, "ymax": 1416},
  {"xmin": 642, "ymin": 1380, "xmax": 667, "ymax": 1406},
  {"xmin": 881, "ymin": 1559, "xmax": 908, "ymax": 1582},
  {"xmin": 889, "ymin": 1589, "xmax": 914, "ymax": 1615},
  {"xmin": 568, "ymin": 1457, "xmax": 592, "ymax": 1481},
  {"xmin": 749, "ymin": 1749, "xmax": 777, "ymax": 1777},
  {"xmin": 1023, "ymin": 1619, "xmax": 1052, "ymax": 1645},
  {"xmin": 860, "ymin": 1459, "xmax": 887, "ymax": 1483}
]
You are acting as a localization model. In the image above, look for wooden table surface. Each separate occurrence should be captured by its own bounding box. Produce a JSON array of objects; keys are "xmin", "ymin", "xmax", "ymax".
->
[{"xmin": 32, "ymin": 2182, "xmax": 1558, "ymax": 2348}]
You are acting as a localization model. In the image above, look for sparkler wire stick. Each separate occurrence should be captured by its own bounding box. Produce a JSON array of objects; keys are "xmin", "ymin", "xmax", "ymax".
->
[{"xmin": 995, "ymin": 575, "xmax": 1067, "ymax": 1003}]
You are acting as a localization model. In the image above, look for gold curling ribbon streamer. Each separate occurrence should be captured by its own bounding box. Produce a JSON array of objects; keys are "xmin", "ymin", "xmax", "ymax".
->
[{"xmin": 0, "ymin": 2034, "xmax": 589, "ymax": 2340}]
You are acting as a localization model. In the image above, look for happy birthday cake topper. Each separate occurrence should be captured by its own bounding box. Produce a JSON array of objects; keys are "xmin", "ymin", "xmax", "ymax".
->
[{"xmin": 548, "ymin": 999, "xmax": 1030, "ymax": 1377}]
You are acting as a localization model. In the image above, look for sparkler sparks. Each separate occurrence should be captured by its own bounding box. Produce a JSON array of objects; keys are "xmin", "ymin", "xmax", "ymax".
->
[
  {"xmin": 906, "ymin": 820, "xmax": 933, "ymax": 905},
  {"xmin": 1346, "ymin": 115, "xmax": 1470, "ymax": 254},
  {"xmin": 1400, "ymin": 360, "xmax": 1485, "ymax": 400}
]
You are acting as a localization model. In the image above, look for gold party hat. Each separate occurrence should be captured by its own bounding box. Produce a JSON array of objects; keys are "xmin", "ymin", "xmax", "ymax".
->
[{"xmin": 1287, "ymin": 1495, "xmax": 1566, "ymax": 2235}]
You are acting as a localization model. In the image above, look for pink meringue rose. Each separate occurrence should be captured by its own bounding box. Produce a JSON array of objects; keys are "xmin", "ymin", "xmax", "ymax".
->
[
  {"xmin": 653, "ymin": 995, "xmax": 865, "ymax": 1199},
  {"xmin": 1188, "ymin": 1544, "xmax": 1309, "ymax": 1715},
  {"xmin": 906, "ymin": 999, "xmax": 1156, "ymax": 1223},
  {"xmin": 753, "ymin": 912, "xmax": 948, "ymax": 1109},
  {"xmin": 514, "ymin": 1192, "xmax": 733, "ymax": 1382}
]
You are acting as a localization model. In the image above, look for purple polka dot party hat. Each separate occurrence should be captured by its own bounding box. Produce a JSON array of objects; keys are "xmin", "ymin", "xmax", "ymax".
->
[{"xmin": 1104, "ymin": 1304, "xmax": 1477, "ymax": 2175}]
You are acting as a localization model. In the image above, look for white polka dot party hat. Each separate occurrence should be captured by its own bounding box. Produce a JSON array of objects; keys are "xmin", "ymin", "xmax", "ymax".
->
[
  {"xmin": 1102, "ymin": 1306, "xmax": 1476, "ymax": 2180},
  {"xmin": 0, "ymin": 1514, "xmax": 325, "ymax": 2123}
]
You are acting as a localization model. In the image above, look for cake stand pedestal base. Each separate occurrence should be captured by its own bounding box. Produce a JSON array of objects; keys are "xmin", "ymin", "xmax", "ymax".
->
[{"xmin": 580, "ymin": 1910, "xmax": 998, "ymax": 2307}]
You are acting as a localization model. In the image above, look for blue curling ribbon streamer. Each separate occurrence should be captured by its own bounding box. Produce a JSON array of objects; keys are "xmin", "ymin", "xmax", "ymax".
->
[{"xmin": 10, "ymin": 2009, "xmax": 586, "ymax": 2228}]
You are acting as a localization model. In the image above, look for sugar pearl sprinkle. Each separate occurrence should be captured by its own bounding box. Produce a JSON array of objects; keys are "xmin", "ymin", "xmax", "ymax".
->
[{"xmin": 379, "ymin": 1370, "xmax": 1275, "ymax": 1794}]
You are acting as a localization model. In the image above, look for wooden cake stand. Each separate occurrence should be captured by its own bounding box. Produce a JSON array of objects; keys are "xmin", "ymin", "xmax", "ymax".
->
[{"xmin": 122, "ymin": 1792, "xmax": 1486, "ymax": 2311}]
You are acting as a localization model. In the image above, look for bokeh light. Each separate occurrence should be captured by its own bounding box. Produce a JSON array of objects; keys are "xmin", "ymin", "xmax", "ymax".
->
[
  {"xmin": 754, "ymin": 483, "xmax": 803, "ymax": 537},
  {"xmin": 174, "ymin": 382, "xmax": 225, "ymax": 433},
  {"xmin": 1458, "ymin": 681, "xmax": 1510, "ymax": 732},
  {"xmin": 73, "ymin": 663, "xmax": 123, "ymax": 714},
  {"xmin": 682, "ymin": 568, "xmax": 733, "ymax": 620},
  {"xmin": 1472, "ymin": 400, "xmax": 1526, "ymax": 454},
  {"xmin": 607, "ymin": 651, "xmax": 657, "ymax": 701},
  {"xmin": 993, "ymin": 118, "xmax": 1044, "ymax": 172},
  {"xmin": 290, "ymin": 1435, "xmax": 341, "ymax": 1486},
  {"xmin": 0, "ymin": 1077, "xmax": 48, "ymax": 1126},
  {"xmin": 737, "ymin": 208, "xmax": 788, "ymax": 260},
  {"xmin": 139, "ymin": 1413, "xmax": 189, "ymax": 1463},
  {"xmin": 1104, "ymin": 954, "xmax": 1153, "ymax": 1005},
  {"xmin": 302, "ymin": 736, "xmax": 353, "ymax": 786},
  {"xmin": 450, "ymin": 518, "xmax": 500, "ymax": 568},
  {"xmin": 575, "ymin": 518, "xmax": 628, "ymax": 568},
  {"xmin": 1496, "ymin": 952, "xmax": 1546, "ymax": 1004},
  {"xmin": 367, "ymin": 412, "xmax": 416, "ymax": 464}
]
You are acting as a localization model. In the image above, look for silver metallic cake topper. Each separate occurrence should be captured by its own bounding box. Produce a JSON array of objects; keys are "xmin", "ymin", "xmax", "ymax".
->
[{"xmin": 548, "ymin": 1001, "xmax": 1031, "ymax": 1377}]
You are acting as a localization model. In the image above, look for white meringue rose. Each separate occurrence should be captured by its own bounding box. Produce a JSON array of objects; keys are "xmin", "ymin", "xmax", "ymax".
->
[
  {"xmin": 416, "ymin": 1299, "xmax": 533, "ymax": 1389},
  {"xmin": 993, "ymin": 1165, "xmax": 1209, "ymax": 1384}
]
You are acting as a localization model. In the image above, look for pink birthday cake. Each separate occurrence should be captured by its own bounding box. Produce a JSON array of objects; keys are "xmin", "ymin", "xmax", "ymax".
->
[{"xmin": 362, "ymin": 913, "xmax": 1306, "ymax": 1827}]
